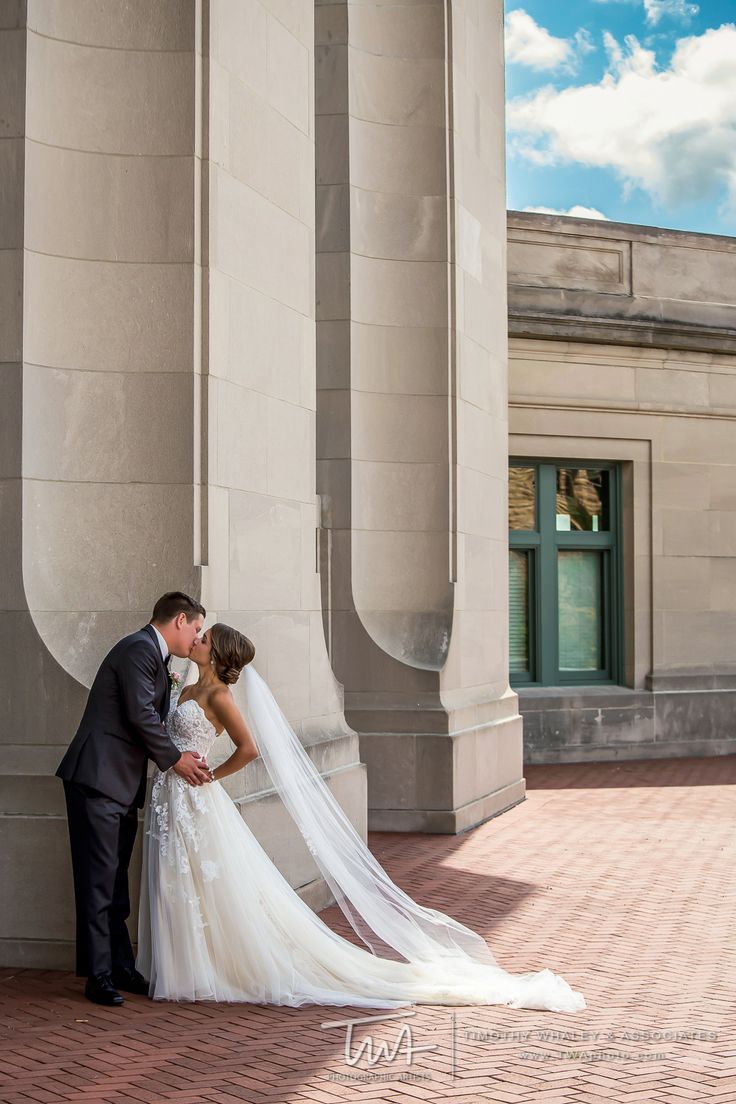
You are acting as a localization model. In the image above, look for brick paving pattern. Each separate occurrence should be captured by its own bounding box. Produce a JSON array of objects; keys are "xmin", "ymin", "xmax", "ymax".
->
[{"xmin": 1, "ymin": 756, "xmax": 734, "ymax": 1104}]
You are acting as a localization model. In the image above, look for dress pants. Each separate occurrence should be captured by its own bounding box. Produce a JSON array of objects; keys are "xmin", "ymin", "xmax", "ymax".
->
[{"xmin": 63, "ymin": 780, "xmax": 139, "ymax": 978}]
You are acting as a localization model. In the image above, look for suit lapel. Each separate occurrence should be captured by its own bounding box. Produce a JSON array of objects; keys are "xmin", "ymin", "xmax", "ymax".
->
[{"xmin": 163, "ymin": 665, "xmax": 171, "ymax": 720}]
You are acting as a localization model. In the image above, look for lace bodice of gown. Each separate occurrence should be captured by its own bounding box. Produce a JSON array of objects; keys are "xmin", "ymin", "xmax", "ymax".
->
[
  {"xmin": 165, "ymin": 697, "xmax": 219, "ymax": 760},
  {"xmin": 149, "ymin": 698, "xmax": 222, "ymax": 883}
]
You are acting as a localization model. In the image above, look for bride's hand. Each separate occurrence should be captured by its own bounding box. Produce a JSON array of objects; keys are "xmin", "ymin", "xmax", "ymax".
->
[{"xmin": 172, "ymin": 751, "xmax": 212, "ymax": 786}]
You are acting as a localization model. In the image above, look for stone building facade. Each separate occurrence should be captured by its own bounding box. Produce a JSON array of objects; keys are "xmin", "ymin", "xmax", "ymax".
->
[
  {"xmin": 2, "ymin": 1, "xmax": 734, "ymax": 971},
  {"xmin": 1, "ymin": 0, "xmax": 518, "ymax": 968},
  {"xmin": 507, "ymin": 211, "xmax": 736, "ymax": 764}
]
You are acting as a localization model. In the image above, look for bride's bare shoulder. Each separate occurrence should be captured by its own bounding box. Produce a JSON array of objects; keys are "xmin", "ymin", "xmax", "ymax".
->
[
  {"xmin": 207, "ymin": 684, "xmax": 237, "ymax": 718},
  {"xmin": 210, "ymin": 684, "xmax": 234, "ymax": 705}
]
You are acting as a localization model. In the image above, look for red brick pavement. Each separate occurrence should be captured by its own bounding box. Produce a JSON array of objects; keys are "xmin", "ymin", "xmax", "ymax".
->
[{"xmin": 1, "ymin": 756, "xmax": 734, "ymax": 1104}]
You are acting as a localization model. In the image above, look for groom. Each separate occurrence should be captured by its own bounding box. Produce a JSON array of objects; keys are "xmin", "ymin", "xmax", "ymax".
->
[{"xmin": 56, "ymin": 591, "xmax": 212, "ymax": 1007}]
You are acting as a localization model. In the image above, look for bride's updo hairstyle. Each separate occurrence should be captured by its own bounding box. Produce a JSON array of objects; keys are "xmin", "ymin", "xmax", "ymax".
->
[{"xmin": 209, "ymin": 623, "xmax": 256, "ymax": 685}]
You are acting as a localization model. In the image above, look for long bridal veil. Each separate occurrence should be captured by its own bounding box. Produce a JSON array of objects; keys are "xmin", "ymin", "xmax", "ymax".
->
[{"xmin": 242, "ymin": 665, "xmax": 500, "ymax": 969}]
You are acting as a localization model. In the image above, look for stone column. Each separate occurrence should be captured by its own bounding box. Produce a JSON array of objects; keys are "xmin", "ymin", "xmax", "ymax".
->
[
  {"xmin": 316, "ymin": 0, "xmax": 523, "ymax": 832},
  {"xmin": 2, "ymin": 0, "xmax": 200, "ymax": 969},
  {"xmin": 0, "ymin": 0, "xmax": 364, "ymax": 967},
  {"xmin": 203, "ymin": 0, "xmax": 366, "ymax": 904}
]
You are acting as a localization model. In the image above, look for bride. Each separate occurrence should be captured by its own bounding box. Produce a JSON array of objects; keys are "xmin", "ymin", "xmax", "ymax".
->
[{"xmin": 136, "ymin": 624, "xmax": 586, "ymax": 1013}]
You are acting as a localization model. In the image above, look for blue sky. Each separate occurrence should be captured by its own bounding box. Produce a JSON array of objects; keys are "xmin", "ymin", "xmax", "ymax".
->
[{"xmin": 504, "ymin": 1, "xmax": 736, "ymax": 234}]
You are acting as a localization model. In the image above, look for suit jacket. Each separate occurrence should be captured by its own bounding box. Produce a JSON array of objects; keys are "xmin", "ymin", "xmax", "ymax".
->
[{"xmin": 56, "ymin": 624, "xmax": 182, "ymax": 808}]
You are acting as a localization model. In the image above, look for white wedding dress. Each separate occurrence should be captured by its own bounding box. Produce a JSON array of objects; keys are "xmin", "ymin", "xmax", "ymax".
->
[{"xmin": 136, "ymin": 685, "xmax": 586, "ymax": 1013}]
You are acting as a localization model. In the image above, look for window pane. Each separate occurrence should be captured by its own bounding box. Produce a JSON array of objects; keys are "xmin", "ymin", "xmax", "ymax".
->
[
  {"xmin": 509, "ymin": 550, "xmax": 530, "ymax": 673},
  {"xmin": 558, "ymin": 550, "xmax": 602, "ymax": 670},
  {"xmin": 556, "ymin": 468, "xmax": 609, "ymax": 531},
  {"xmin": 509, "ymin": 466, "xmax": 536, "ymax": 530}
]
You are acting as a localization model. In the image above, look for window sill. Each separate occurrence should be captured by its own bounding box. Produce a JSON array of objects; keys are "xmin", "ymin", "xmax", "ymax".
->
[{"xmin": 515, "ymin": 685, "xmax": 650, "ymax": 710}]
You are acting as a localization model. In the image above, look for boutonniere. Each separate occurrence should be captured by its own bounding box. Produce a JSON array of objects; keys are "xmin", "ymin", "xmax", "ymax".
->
[{"xmin": 169, "ymin": 670, "xmax": 182, "ymax": 691}]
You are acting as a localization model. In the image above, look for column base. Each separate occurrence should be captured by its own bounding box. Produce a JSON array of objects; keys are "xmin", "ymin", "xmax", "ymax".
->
[
  {"xmin": 357, "ymin": 707, "xmax": 526, "ymax": 835},
  {"xmin": 367, "ymin": 778, "xmax": 526, "ymax": 833}
]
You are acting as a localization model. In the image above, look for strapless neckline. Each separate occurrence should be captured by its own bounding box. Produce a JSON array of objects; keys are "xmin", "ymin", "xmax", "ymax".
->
[{"xmin": 165, "ymin": 696, "xmax": 221, "ymax": 759}]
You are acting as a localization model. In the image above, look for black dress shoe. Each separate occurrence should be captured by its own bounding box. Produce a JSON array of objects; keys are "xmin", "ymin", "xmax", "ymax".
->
[
  {"xmin": 112, "ymin": 967, "xmax": 149, "ymax": 995},
  {"xmin": 85, "ymin": 973, "xmax": 124, "ymax": 1006}
]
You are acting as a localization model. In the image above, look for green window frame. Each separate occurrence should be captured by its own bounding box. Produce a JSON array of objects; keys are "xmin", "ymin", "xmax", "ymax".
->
[{"xmin": 509, "ymin": 459, "xmax": 624, "ymax": 687}]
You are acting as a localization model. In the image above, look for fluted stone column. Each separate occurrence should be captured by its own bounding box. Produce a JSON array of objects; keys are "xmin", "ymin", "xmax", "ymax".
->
[
  {"xmin": 316, "ymin": 0, "xmax": 523, "ymax": 832},
  {"xmin": 0, "ymin": 0, "xmax": 363, "ymax": 968}
]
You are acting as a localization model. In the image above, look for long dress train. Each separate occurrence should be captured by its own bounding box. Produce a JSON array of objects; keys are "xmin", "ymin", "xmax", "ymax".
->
[{"xmin": 136, "ymin": 697, "xmax": 586, "ymax": 1012}]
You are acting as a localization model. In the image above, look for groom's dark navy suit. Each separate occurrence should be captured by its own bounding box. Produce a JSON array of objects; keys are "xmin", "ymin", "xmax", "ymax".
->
[{"xmin": 56, "ymin": 624, "xmax": 182, "ymax": 978}]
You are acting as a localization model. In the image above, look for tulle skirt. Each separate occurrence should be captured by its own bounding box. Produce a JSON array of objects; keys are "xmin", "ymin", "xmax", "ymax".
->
[{"xmin": 136, "ymin": 772, "xmax": 586, "ymax": 1012}]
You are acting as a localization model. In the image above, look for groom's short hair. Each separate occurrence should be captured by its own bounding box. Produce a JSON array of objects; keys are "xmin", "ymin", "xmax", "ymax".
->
[{"xmin": 151, "ymin": 591, "xmax": 206, "ymax": 625}]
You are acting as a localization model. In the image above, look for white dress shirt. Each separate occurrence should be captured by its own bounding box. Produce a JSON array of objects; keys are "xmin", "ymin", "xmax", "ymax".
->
[{"xmin": 150, "ymin": 623, "xmax": 169, "ymax": 664}]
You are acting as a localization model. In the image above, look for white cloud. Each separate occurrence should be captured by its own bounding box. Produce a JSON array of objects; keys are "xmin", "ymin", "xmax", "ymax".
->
[
  {"xmin": 591, "ymin": 0, "xmax": 698, "ymax": 17},
  {"xmin": 505, "ymin": 10, "xmax": 592, "ymax": 72},
  {"xmin": 507, "ymin": 25, "xmax": 736, "ymax": 213},
  {"xmin": 522, "ymin": 205, "xmax": 611, "ymax": 220},
  {"xmin": 574, "ymin": 28, "xmax": 596, "ymax": 57},
  {"xmin": 644, "ymin": 0, "xmax": 699, "ymax": 25}
]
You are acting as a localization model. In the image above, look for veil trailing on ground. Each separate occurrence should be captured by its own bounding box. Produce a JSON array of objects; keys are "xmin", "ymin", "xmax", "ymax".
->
[{"xmin": 241, "ymin": 664, "xmax": 498, "ymax": 969}]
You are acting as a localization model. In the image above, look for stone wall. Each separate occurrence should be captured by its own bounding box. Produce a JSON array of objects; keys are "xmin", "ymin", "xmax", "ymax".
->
[
  {"xmin": 0, "ymin": 0, "xmax": 364, "ymax": 969},
  {"xmin": 0, "ymin": 0, "xmax": 521, "ymax": 969},
  {"xmin": 508, "ymin": 211, "xmax": 736, "ymax": 763}
]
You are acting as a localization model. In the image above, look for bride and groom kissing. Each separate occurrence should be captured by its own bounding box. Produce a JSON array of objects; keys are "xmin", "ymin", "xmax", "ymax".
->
[{"xmin": 56, "ymin": 591, "xmax": 586, "ymax": 1013}]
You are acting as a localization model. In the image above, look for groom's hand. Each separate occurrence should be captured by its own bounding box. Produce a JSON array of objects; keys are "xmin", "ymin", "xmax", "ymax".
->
[{"xmin": 172, "ymin": 751, "xmax": 211, "ymax": 786}]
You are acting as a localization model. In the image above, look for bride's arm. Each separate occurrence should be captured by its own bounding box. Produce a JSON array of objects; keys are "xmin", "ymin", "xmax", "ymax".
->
[{"xmin": 208, "ymin": 690, "xmax": 259, "ymax": 782}]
